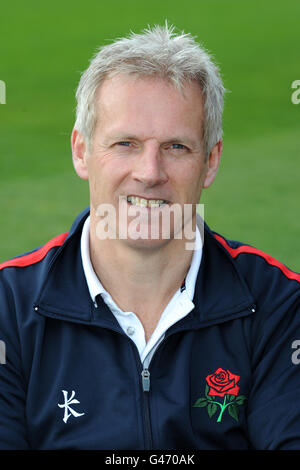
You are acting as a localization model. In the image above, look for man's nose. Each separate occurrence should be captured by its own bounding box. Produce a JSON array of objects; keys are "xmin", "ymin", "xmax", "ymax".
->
[{"xmin": 131, "ymin": 141, "xmax": 168, "ymax": 187}]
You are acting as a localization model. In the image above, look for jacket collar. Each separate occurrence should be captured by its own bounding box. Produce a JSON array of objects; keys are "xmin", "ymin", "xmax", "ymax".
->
[{"xmin": 34, "ymin": 208, "xmax": 256, "ymax": 330}]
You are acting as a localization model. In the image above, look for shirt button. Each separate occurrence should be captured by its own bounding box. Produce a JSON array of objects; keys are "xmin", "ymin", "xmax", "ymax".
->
[{"xmin": 127, "ymin": 326, "xmax": 135, "ymax": 336}]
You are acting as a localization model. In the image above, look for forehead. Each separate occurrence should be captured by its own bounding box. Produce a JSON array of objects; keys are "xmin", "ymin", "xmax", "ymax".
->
[{"xmin": 94, "ymin": 74, "xmax": 204, "ymax": 140}]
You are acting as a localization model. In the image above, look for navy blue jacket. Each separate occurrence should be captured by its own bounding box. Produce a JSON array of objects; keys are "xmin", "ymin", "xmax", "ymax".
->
[{"xmin": 1, "ymin": 207, "xmax": 300, "ymax": 450}]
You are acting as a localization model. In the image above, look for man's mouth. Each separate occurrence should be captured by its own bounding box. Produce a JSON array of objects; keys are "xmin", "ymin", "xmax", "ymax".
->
[{"xmin": 127, "ymin": 196, "xmax": 168, "ymax": 208}]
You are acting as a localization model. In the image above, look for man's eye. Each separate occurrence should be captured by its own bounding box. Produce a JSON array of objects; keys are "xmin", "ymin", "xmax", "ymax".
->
[
  {"xmin": 170, "ymin": 143, "xmax": 189, "ymax": 151},
  {"xmin": 172, "ymin": 144, "xmax": 185, "ymax": 149},
  {"xmin": 117, "ymin": 141, "xmax": 131, "ymax": 147}
]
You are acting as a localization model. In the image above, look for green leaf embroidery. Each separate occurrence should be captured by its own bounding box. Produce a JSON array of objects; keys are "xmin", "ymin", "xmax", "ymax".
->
[
  {"xmin": 235, "ymin": 395, "xmax": 247, "ymax": 405},
  {"xmin": 207, "ymin": 402, "xmax": 218, "ymax": 418},
  {"xmin": 193, "ymin": 397, "xmax": 208, "ymax": 407},
  {"xmin": 205, "ymin": 384, "xmax": 215, "ymax": 400},
  {"xmin": 227, "ymin": 394, "xmax": 236, "ymax": 402},
  {"xmin": 228, "ymin": 404, "xmax": 239, "ymax": 422}
]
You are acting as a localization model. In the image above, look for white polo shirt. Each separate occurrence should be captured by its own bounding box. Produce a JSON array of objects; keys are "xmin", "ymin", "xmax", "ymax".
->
[{"xmin": 80, "ymin": 216, "xmax": 202, "ymax": 367}]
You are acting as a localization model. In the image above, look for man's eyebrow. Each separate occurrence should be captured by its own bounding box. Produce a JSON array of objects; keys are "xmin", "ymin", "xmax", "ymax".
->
[{"xmin": 106, "ymin": 133, "xmax": 138, "ymax": 141}]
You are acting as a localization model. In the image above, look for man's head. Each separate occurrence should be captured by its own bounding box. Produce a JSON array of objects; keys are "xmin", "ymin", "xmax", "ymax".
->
[
  {"xmin": 72, "ymin": 24, "xmax": 225, "ymax": 248},
  {"xmin": 74, "ymin": 23, "xmax": 225, "ymax": 160}
]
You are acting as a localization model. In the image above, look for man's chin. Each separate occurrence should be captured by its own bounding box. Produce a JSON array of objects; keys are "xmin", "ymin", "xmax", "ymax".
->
[{"xmin": 117, "ymin": 233, "xmax": 176, "ymax": 251}]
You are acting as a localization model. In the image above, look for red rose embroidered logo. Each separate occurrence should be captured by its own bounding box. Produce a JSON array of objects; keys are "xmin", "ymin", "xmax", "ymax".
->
[{"xmin": 193, "ymin": 368, "xmax": 247, "ymax": 423}]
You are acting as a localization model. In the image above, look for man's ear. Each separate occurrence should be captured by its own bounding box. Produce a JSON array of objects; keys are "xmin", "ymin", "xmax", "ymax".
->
[
  {"xmin": 71, "ymin": 128, "xmax": 89, "ymax": 180},
  {"xmin": 203, "ymin": 140, "xmax": 222, "ymax": 189}
]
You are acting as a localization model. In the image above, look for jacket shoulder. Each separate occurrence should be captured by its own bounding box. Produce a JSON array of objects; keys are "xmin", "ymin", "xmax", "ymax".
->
[
  {"xmin": 211, "ymin": 230, "xmax": 300, "ymax": 284},
  {"xmin": 0, "ymin": 232, "xmax": 70, "ymax": 334},
  {"xmin": 0, "ymin": 232, "xmax": 69, "ymax": 273}
]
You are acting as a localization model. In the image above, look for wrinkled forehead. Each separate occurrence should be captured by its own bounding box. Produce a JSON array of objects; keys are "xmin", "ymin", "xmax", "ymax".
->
[{"xmin": 93, "ymin": 73, "xmax": 204, "ymax": 140}]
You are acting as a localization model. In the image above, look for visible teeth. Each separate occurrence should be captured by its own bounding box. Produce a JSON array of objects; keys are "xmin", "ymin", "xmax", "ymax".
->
[
  {"xmin": 149, "ymin": 200, "xmax": 160, "ymax": 208},
  {"xmin": 127, "ymin": 196, "xmax": 166, "ymax": 207}
]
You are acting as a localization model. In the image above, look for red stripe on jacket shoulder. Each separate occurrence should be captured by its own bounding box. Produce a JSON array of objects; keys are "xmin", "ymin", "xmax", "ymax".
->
[
  {"xmin": 214, "ymin": 233, "xmax": 300, "ymax": 283},
  {"xmin": 0, "ymin": 232, "xmax": 69, "ymax": 271}
]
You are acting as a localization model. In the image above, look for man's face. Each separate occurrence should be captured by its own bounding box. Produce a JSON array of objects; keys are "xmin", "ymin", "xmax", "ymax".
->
[{"xmin": 73, "ymin": 74, "xmax": 220, "ymax": 249}]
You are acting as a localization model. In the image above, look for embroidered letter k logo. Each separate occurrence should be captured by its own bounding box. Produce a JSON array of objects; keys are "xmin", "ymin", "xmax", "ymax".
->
[{"xmin": 58, "ymin": 390, "xmax": 85, "ymax": 423}]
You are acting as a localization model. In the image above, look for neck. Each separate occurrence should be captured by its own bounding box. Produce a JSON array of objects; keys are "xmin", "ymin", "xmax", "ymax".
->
[{"xmin": 88, "ymin": 213, "xmax": 195, "ymax": 332}]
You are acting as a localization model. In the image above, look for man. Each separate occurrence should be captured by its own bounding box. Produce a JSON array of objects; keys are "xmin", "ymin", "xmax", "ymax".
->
[{"xmin": 0, "ymin": 24, "xmax": 300, "ymax": 450}]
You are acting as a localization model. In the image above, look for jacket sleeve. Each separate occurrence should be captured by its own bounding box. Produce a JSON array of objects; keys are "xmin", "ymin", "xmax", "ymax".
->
[
  {"xmin": 0, "ymin": 272, "xmax": 30, "ymax": 449},
  {"xmin": 247, "ymin": 276, "xmax": 300, "ymax": 449}
]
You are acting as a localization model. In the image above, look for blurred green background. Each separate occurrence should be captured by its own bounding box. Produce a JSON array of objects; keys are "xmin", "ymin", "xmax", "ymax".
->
[{"xmin": 0, "ymin": 0, "xmax": 299, "ymax": 270}]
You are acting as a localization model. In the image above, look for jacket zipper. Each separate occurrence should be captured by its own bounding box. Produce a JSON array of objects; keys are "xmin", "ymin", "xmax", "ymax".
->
[
  {"xmin": 141, "ymin": 368, "xmax": 150, "ymax": 392},
  {"xmin": 141, "ymin": 368, "xmax": 153, "ymax": 449}
]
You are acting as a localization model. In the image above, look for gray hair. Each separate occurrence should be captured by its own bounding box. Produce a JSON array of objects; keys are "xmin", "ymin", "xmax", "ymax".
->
[{"xmin": 74, "ymin": 23, "xmax": 225, "ymax": 158}]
